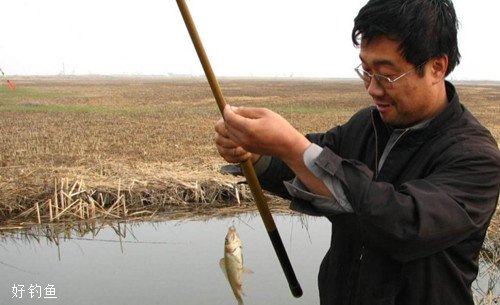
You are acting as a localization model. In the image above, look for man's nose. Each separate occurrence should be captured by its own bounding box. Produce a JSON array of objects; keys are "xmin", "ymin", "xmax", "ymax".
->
[{"xmin": 366, "ymin": 77, "xmax": 385, "ymax": 97}]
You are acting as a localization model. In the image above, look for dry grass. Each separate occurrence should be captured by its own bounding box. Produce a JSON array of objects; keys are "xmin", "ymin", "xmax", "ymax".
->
[
  {"xmin": 0, "ymin": 77, "xmax": 372, "ymax": 226},
  {"xmin": 0, "ymin": 76, "xmax": 498, "ymax": 229}
]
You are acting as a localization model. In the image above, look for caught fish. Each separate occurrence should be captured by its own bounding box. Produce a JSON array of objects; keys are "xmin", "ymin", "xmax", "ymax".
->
[{"xmin": 219, "ymin": 225, "xmax": 252, "ymax": 305}]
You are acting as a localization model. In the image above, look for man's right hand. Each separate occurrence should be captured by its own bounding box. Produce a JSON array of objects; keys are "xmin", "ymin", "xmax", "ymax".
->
[{"xmin": 214, "ymin": 117, "xmax": 260, "ymax": 164}]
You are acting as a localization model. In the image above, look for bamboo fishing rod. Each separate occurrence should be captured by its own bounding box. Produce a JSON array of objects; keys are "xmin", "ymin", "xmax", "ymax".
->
[{"xmin": 176, "ymin": 0, "xmax": 302, "ymax": 298}]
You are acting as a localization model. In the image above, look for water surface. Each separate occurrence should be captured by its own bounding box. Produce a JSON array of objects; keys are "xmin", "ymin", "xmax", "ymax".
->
[
  {"xmin": 2, "ymin": 213, "xmax": 497, "ymax": 304},
  {"xmin": 2, "ymin": 213, "xmax": 330, "ymax": 305}
]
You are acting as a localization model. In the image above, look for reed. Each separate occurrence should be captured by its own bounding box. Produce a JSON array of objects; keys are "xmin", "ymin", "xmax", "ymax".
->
[{"xmin": 0, "ymin": 174, "xmax": 265, "ymax": 228}]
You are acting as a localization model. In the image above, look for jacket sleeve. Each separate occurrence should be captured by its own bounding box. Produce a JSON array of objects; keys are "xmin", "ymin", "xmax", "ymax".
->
[
  {"xmin": 257, "ymin": 125, "xmax": 344, "ymax": 200},
  {"xmin": 316, "ymin": 141, "xmax": 500, "ymax": 262},
  {"xmin": 257, "ymin": 155, "xmax": 295, "ymax": 199}
]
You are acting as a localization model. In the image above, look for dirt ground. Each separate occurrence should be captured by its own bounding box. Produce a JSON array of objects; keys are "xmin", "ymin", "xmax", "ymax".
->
[{"xmin": 0, "ymin": 76, "xmax": 498, "ymax": 229}]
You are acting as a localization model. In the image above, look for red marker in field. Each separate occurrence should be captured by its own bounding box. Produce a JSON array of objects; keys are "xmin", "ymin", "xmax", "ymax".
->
[{"xmin": 0, "ymin": 67, "xmax": 15, "ymax": 91}]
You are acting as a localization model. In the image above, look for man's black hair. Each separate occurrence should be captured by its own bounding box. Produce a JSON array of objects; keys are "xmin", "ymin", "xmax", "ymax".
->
[{"xmin": 352, "ymin": 0, "xmax": 461, "ymax": 76}]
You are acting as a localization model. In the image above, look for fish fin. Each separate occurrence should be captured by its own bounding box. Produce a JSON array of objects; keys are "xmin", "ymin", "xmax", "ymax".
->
[
  {"xmin": 241, "ymin": 254, "xmax": 253, "ymax": 274},
  {"xmin": 219, "ymin": 258, "xmax": 229, "ymax": 280},
  {"xmin": 242, "ymin": 267, "xmax": 254, "ymax": 274}
]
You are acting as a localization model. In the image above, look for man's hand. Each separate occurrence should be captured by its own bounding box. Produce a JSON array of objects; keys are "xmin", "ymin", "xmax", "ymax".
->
[
  {"xmin": 215, "ymin": 104, "xmax": 332, "ymax": 198},
  {"xmin": 222, "ymin": 105, "xmax": 310, "ymax": 164},
  {"xmin": 214, "ymin": 116, "xmax": 256, "ymax": 164}
]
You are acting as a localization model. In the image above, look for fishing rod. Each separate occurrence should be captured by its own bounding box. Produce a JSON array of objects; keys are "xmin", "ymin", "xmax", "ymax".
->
[{"xmin": 175, "ymin": 0, "xmax": 303, "ymax": 298}]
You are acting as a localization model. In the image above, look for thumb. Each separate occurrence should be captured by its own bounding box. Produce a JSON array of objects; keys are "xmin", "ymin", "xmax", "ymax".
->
[
  {"xmin": 232, "ymin": 106, "xmax": 269, "ymax": 119},
  {"xmin": 223, "ymin": 104, "xmax": 250, "ymax": 130}
]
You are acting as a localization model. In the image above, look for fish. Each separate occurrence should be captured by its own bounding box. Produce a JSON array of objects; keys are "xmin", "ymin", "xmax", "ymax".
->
[{"xmin": 219, "ymin": 225, "xmax": 252, "ymax": 305}]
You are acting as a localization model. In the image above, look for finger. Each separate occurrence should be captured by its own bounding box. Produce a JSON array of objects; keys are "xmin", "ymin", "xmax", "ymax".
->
[
  {"xmin": 233, "ymin": 146, "xmax": 250, "ymax": 158},
  {"xmin": 223, "ymin": 105, "xmax": 257, "ymax": 144},
  {"xmin": 215, "ymin": 132, "xmax": 238, "ymax": 149},
  {"xmin": 214, "ymin": 118, "xmax": 229, "ymax": 137},
  {"xmin": 216, "ymin": 145, "xmax": 251, "ymax": 163},
  {"xmin": 223, "ymin": 105, "xmax": 255, "ymax": 130},
  {"xmin": 224, "ymin": 105, "xmax": 270, "ymax": 126},
  {"xmin": 232, "ymin": 105, "xmax": 270, "ymax": 119},
  {"xmin": 216, "ymin": 146, "xmax": 237, "ymax": 163},
  {"xmin": 231, "ymin": 147, "xmax": 252, "ymax": 162}
]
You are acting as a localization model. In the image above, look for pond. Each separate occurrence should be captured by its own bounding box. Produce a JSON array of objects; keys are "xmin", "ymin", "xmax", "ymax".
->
[
  {"xmin": 2, "ymin": 213, "xmax": 330, "ymax": 305},
  {"xmin": 1, "ymin": 213, "xmax": 498, "ymax": 304}
]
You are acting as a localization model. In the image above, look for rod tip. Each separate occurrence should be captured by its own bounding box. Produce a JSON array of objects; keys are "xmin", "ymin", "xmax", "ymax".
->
[{"xmin": 291, "ymin": 285, "xmax": 303, "ymax": 298}]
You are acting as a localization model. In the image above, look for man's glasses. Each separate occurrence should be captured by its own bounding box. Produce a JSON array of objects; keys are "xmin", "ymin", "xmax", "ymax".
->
[{"xmin": 354, "ymin": 61, "xmax": 428, "ymax": 89}]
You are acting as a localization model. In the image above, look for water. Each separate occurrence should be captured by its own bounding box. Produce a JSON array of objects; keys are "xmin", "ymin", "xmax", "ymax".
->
[
  {"xmin": 1, "ymin": 213, "xmax": 331, "ymax": 305},
  {"xmin": 1, "ymin": 213, "xmax": 497, "ymax": 304}
]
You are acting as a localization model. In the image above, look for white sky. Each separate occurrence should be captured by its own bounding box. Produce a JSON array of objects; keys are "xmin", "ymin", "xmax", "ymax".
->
[{"xmin": 1, "ymin": 0, "xmax": 499, "ymax": 80}]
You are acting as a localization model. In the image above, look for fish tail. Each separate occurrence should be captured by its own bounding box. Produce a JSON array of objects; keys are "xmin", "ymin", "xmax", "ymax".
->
[{"xmin": 236, "ymin": 294, "xmax": 244, "ymax": 305}]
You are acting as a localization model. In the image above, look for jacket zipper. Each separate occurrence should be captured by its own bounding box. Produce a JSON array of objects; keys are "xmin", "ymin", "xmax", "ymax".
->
[
  {"xmin": 347, "ymin": 245, "xmax": 365, "ymax": 305},
  {"xmin": 347, "ymin": 114, "xmax": 378, "ymax": 304},
  {"xmin": 354, "ymin": 114, "xmax": 411, "ymax": 304},
  {"xmin": 393, "ymin": 129, "xmax": 411, "ymax": 149},
  {"xmin": 370, "ymin": 114, "xmax": 379, "ymax": 180},
  {"xmin": 346, "ymin": 114, "xmax": 382, "ymax": 304},
  {"xmin": 371, "ymin": 112, "xmax": 411, "ymax": 176}
]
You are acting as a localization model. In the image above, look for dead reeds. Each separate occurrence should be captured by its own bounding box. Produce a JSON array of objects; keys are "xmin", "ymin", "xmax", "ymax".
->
[{"xmin": 0, "ymin": 175, "xmax": 264, "ymax": 228}]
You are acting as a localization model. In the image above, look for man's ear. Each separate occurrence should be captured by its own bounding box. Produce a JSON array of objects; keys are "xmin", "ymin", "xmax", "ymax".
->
[{"xmin": 428, "ymin": 55, "xmax": 448, "ymax": 84}]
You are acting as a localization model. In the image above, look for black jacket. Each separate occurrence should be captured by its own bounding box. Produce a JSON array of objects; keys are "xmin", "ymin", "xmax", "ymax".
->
[{"xmin": 258, "ymin": 82, "xmax": 500, "ymax": 305}]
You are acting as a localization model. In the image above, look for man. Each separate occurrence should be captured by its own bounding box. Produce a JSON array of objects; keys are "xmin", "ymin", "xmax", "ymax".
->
[{"xmin": 214, "ymin": 0, "xmax": 500, "ymax": 304}]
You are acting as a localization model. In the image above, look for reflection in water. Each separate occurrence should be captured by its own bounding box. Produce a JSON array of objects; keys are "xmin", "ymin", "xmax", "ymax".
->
[
  {"xmin": 1, "ymin": 213, "xmax": 498, "ymax": 304},
  {"xmin": 473, "ymin": 235, "xmax": 500, "ymax": 304}
]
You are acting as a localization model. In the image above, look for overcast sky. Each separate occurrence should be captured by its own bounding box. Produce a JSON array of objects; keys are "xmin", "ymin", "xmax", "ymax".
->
[{"xmin": 1, "ymin": 0, "xmax": 499, "ymax": 80}]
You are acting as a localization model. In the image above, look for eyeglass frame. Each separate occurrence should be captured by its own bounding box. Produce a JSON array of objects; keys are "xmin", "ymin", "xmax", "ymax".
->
[{"xmin": 354, "ymin": 60, "xmax": 429, "ymax": 89}]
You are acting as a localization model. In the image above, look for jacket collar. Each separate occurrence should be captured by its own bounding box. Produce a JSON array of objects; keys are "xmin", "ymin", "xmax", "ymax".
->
[
  {"xmin": 424, "ymin": 81, "xmax": 462, "ymax": 132},
  {"xmin": 371, "ymin": 81, "xmax": 463, "ymax": 139}
]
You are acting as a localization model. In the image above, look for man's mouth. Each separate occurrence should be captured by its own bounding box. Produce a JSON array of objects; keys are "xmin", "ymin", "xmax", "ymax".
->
[{"xmin": 375, "ymin": 102, "xmax": 392, "ymax": 113}]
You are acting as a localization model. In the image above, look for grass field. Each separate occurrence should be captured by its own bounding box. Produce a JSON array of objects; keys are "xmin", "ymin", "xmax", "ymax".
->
[{"xmin": 0, "ymin": 76, "xmax": 498, "ymax": 229}]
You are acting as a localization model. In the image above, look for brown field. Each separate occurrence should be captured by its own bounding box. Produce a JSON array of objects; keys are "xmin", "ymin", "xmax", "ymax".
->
[{"xmin": 0, "ymin": 76, "xmax": 498, "ymax": 233}]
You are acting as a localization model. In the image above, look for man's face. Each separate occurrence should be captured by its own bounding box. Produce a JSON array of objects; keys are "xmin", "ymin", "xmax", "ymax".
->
[{"xmin": 359, "ymin": 36, "xmax": 439, "ymax": 128}]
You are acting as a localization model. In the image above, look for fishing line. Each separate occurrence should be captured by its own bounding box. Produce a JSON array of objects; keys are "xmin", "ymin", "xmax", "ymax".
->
[
  {"xmin": 0, "ymin": 260, "xmax": 37, "ymax": 276},
  {"xmin": 2, "ymin": 234, "xmax": 189, "ymax": 245},
  {"xmin": 233, "ymin": 214, "xmax": 256, "ymax": 231}
]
